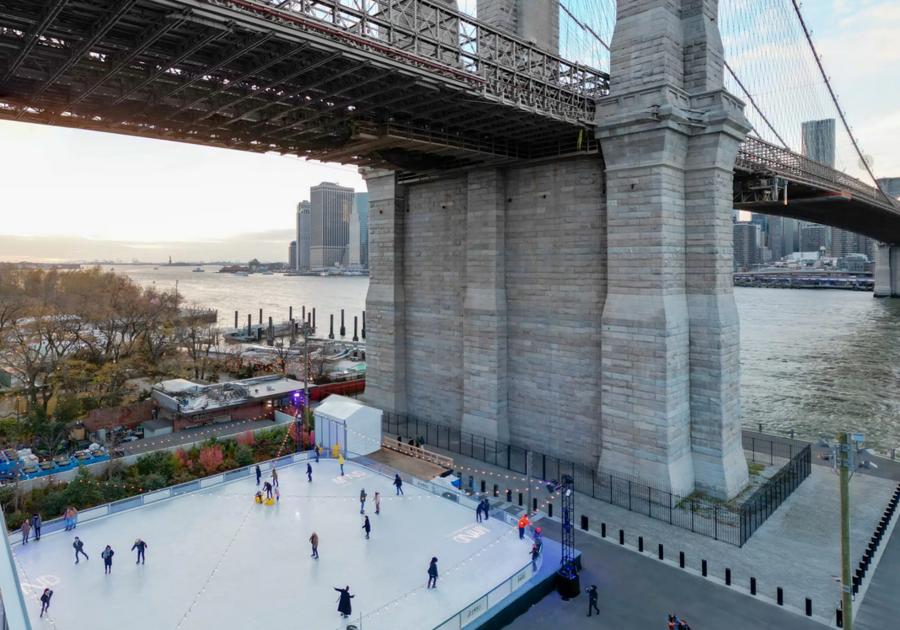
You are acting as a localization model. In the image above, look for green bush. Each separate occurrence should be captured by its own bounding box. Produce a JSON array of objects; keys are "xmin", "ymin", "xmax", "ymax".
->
[
  {"xmin": 140, "ymin": 474, "xmax": 167, "ymax": 491},
  {"xmin": 39, "ymin": 490, "xmax": 68, "ymax": 518},
  {"xmin": 135, "ymin": 450, "xmax": 178, "ymax": 482},
  {"xmin": 5, "ymin": 510, "xmax": 28, "ymax": 531},
  {"xmin": 234, "ymin": 444, "xmax": 255, "ymax": 467},
  {"xmin": 63, "ymin": 466, "xmax": 104, "ymax": 509}
]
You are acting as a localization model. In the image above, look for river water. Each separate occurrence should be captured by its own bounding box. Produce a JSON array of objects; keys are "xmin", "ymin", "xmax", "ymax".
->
[{"xmin": 109, "ymin": 265, "xmax": 900, "ymax": 453}]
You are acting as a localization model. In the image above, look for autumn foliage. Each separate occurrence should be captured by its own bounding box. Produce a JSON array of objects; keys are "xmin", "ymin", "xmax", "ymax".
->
[{"xmin": 199, "ymin": 445, "xmax": 224, "ymax": 474}]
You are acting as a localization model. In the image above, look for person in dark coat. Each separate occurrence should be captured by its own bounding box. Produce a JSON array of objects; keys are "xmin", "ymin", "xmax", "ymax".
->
[
  {"xmin": 360, "ymin": 488, "xmax": 367, "ymax": 515},
  {"xmin": 394, "ymin": 474, "xmax": 404, "ymax": 496},
  {"xmin": 314, "ymin": 444, "xmax": 320, "ymax": 463},
  {"xmin": 32, "ymin": 513, "xmax": 42, "ymax": 540},
  {"xmin": 587, "ymin": 585, "xmax": 600, "ymax": 617},
  {"xmin": 263, "ymin": 481, "xmax": 273, "ymax": 499},
  {"xmin": 40, "ymin": 588, "xmax": 52, "ymax": 617},
  {"xmin": 307, "ymin": 463, "xmax": 313, "ymax": 482},
  {"xmin": 255, "ymin": 465, "xmax": 261, "ymax": 485},
  {"xmin": 20, "ymin": 518, "xmax": 30, "ymax": 544},
  {"xmin": 482, "ymin": 499, "xmax": 490, "ymax": 520},
  {"xmin": 334, "ymin": 586, "xmax": 354, "ymax": 618},
  {"xmin": 362, "ymin": 516, "xmax": 371, "ymax": 539},
  {"xmin": 530, "ymin": 543, "xmax": 541, "ymax": 570},
  {"xmin": 427, "ymin": 557, "xmax": 439, "ymax": 589},
  {"xmin": 476, "ymin": 501, "xmax": 484, "ymax": 523},
  {"xmin": 102, "ymin": 545, "xmax": 114, "ymax": 574},
  {"xmin": 73, "ymin": 537, "xmax": 89, "ymax": 563},
  {"xmin": 132, "ymin": 539, "xmax": 148, "ymax": 564}
]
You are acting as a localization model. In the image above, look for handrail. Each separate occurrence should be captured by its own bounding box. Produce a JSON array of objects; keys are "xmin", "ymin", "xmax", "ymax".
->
[{"xmin": 382, "ymin": 436, "xmax": 454, "ymax": 469}]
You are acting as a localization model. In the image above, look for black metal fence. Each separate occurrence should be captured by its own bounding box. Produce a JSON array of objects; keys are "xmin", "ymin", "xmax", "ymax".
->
[{"xmin": 384, "ymin": 412, "xmax": 811, "ymax": 547}]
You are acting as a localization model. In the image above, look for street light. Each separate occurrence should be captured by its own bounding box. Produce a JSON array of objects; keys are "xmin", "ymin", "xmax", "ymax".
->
[{"xmin": 295, "ymin": 321, "xmax": 314, "ymax": 452}]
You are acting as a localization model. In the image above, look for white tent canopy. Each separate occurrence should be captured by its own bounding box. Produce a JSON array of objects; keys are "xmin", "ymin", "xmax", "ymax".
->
[{"xmin": 314, "ymin": 395, "xmax": 383, "ymax": 457}]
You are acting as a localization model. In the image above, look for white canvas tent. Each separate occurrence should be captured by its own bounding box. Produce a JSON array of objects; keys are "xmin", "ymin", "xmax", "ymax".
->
[{"xmin": 314, "ymin": 395, "xmax": 383, "ymax": 457}]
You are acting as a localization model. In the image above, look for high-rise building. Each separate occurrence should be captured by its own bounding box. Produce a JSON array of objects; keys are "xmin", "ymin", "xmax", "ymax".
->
[
  {"xmin": 800, "ymin": 224, "xmax": 831, "ymax": 254},
  {"xmin": 750, "ymin": 213, "xmax": 768, "ymax": 247},
  {"xmin": 830, "ymin": 228, "xmax": 870, "ymax": 259},
  {"xmin": 876, "ymin": 177, "xmax": 900, "ymax": 199},
  {"xmin": 356, "ymin": 192, "xmax": 370, "ymax": 268},
  {"xmin": 348, "ymin": 197, "xmax": 362, "ymax": 268},
  {"xmin": 310, "ymin": 182, "xmax": 353, "ymax": 269},
  {"xmin": 296, "ymin": 201, "xmax": 311, "ymax": 271},
  {"xmin": 733, "ymin": 222, "xmax": 760, "ymax": 270},
  {"xmin": 768, "ymin": 216, "xmax": 784, "ymax": 260},
  {"xmin": 288, "ymin": 241, "xmax": 297, "ymax": 269},
  {"xmin": 781, "ymin": 217, "xmax": 799, "ymax": 257},
  {"xmin": 801, "ymin": 119, "xmax": 836, "ymax": 167}
]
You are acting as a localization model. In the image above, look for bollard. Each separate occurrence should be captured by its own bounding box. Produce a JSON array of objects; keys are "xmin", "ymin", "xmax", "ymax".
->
[
  {"xmin": 518, "ymin": 493, "xmax": 523, "ymax": 507},
  {"xmin": 493, "ymin": 484, "xmax": 499, "ymax": 498},
  {"xmin": 581, "ymin": 515, "xmax": 589, "ymax": 531},
  {"xmin": 679, "ymin": 552, "xmax": 685, "ymax": 569},
  {"xmin": 480, "ymin": 480, "xmax": 486, "ymax": 493},
  {"xmin": 340, "ymin": 309, "xmax": 346, "ymax": 337},
  {"xmin": 806, "ymin": 598, "xmax": 812, "ymax": 617},
  {"xmin": 468, "ymin": 476, "xmax": 474, "ymax": 489},
  {"xmin": 750, "ymin": 577, "xmax": 757, "ymax": 596},
  {"xmin": 777, "ymin": 587, "xmax": 783, "ymax": 606},
  {"xmin": 638, "ymin": 536, "xmax": 643, "ymax": 552},
  {"xmin": 329, "ymin": 314, "xmax": 335, "ymax": 339},
  {"xmin": 658, "ymin": 544, "xmax": 664, "ymax": 560},
  {"xmin": 361, "ymin": 311, "xmax": 366, "ymax": 339},
  {"xmin": 353, "ymin": 316, "xmax": 359, "ymax": 342},
  {"xmin": 758, "ymin": 423, "xmax": 763, "ymax": 433},
  {"xmin": 506, "ymin": 489, "xmax": 512, "ymax": 502},
  {"xmin": 619, "ymin": 529, "xmax": 624, "ymax": 545},
  {"xmin": 601, "ymin": 523, "xmax": 606, "ymax": 538},
  {"xmin": 548, "ymin": 503, "xmax": 553, "ymax": 518},
  {"xmin": 702, "ymin": 560, "xmax": 707, "ymax": 577},
  {"xmin": 312, "ymin": 308, "xmax": 316, "ymax": 329},
  {"xmin": 533, "ymin": 498, "xmax": 538, "ymax": 512},
  {"xmin": 836, "ymin": 608, "xmax": 843, "ymax": 628},
  {"xmin": 791, "ymin": 428, "xmax": 795, "ymax": 439},
  {"xmin": 726, "ymin": 568, "xmax": 731, "ymax": 586}
]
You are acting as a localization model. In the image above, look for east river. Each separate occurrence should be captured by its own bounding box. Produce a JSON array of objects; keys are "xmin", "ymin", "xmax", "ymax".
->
[{"xmin": 110, "ymin": 266, "xmax": 900, "ymax": 453}]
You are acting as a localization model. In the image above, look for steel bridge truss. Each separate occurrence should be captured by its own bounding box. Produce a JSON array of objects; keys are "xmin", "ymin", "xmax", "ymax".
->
[{"xmin": 0, "ymin": 0, "xmax": 607, "ymax": 171}]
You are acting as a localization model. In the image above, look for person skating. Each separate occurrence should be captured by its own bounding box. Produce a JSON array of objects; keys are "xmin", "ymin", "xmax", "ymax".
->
[
  {"xmin": 362, "ymin": 515, "xmax": 371, "ymax": 539},
  {"xmin": 69, "ymin": 506, "xmax": 78, "ymax": 530},
  {"xmin": 667, "ymin": 614, "xmax": 681, "ymax": 629},
  {"xmin": 338, "ymin": 453, "xmax": 345, "ymax": 476},
  {"xmin": 39, "ymin": 588, "xmax": 53, "ymax": 618},
  {"xmin": 309, "ymin": 532, "xmax": 319, "ymax": 559},
  {"xmin": 275, "ymin": 487, "xmax": 280, "ymax": 502},
  {"xmin": 64, "ymin": 506, "xmax": 74, "ymax": 531},
  {"xmin": 74, "ymin": 537, "xmax": 89, "ymax": 563},
  {"xmin": 307, "ymin": 463, "xmax": 313, "ymax": 482},
  {"xmin": 517, "ymin": 514, "xmax": 530, "ymax": 540},
  {"xmin": 587, "ymin": 585, "xmax": 599, "ymax": 617},
  {"xmin": 263, "ymin": 481, "xmax": 273, "ymax": 500},
  {"xmin": 255, "ymin": 465, "xmax": 261, "ymax": 485},
  {"xmin": 476, "ymin": 501, "xmax": 483, "ymax": 523},
  {"xmin": 334, "ymin": 586, "xmax": 354, "ymax": 618},
  {"xmin": 314, "ymin": 444, "xmax": 320, "ymax": 463},
  {"xmin": 360, "ymin": 488, "xmax": 367, "ymax": 514},
  {"xmin": 394, "ymin": 473, "xmax": 403, "ymax": 495},
  {"xmin": 271, "ymin": 468, "xmax": 279, "ymax": 488},
  {"xmin": 32, "ymin": 513, "xmax": 42, "ymax": 541},
  {"xmin": 374, "ymin": 492, "xmax": 381, "ymax": 515},
  {"xmin": 132, "ymin": 539, "xmax": 148, "ymax": 564},
  {"xmin": 102, "ymin": 545, "xmax": 114, "ymax": 574},
  {"xmin": 530, "ymin": 543, "xmax": 541, "ymax": 570},
  {"xmin": 427, "ymin": 557, "xmax": 438, "ymax": 589},
  {"xmin": 20, "ymin": 517, "xmax": 30, "ymax": 544},
  {"xmin": 483, "ymin": 498, "xmax": 490, "ymax": 520}
]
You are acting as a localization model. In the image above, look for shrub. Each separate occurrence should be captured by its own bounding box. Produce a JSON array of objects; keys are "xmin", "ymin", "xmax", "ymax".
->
[
  {"xmin": 5, "ymin": 511, "xmax": 28, "ymax": 531},
  {"xmin": 236, "ymin": 430, "xmax": 255, "ymax": 447},
  {"xmin": 234, "ymin": 444, "xmax": 255, "ymax": 467},
  {"xmin": 39, "ymin": 490, "xmax": 68, "ymax": 518},
  {"xmin": 102, "ymin": 460, "xmax": 128, "ymax": 481},
  {"xmin": 63, "ymin": 466, "xmax": 104, "ymax": 509},
  {"xmin": 140, "ymin": 474, "xmax": 167, "ymax": 491},
  {"xmin": 199, "ymin": 445, "xmax": 223, "ymax": 475},
  {"xmin": 135, "ymin": 450, "xmax": 179, "ymax": 482},
  {"xmin": 174, "ymin": 448, "xmax": 190, "ymax": 468}
]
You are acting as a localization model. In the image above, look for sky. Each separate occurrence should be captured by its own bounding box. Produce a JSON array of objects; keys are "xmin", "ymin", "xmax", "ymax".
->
[{"xmin": 0, "ymin": 0, "xmax": 897, "ymax": 263}]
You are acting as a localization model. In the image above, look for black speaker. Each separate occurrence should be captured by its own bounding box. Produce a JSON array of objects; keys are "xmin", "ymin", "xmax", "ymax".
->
[{"xmin": 556, "ymin": 569, "xmax": 580, "ymax": 599}]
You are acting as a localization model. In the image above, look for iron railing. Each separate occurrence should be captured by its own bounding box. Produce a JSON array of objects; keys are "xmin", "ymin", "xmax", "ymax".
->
[{"xmin": 384, "ymin": 411, "xmax": 811, "ymax": 546}]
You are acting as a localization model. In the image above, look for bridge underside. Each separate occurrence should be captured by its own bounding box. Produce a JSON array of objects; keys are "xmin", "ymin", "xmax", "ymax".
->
[{"xmin": 0, "ymin": 0, "xmax": 599, "ymax": 177}]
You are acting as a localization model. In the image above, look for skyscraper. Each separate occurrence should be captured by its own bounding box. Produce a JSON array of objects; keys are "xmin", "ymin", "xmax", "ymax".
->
[
  {"xmin": 356, "ymin": 192, "xmax": 370, "ymax": 268},
  {"xmin": 801, "ymin": 119, "xmax": 836, "ymax": 167},
  {"xmin": 310, "ymin": 182, "xmax": 354, "ymax": 269},
  {"xmin": 800, "ymin": 224, "xmax": 831, "ymax": 254},
  {"xmin": 733, "ymin": 222, "xmax": 760, "ymax": 270},
  {"xmin": 348, "ymin": 197, "xmax": 361, "ymax": 268},
  {"xmin": 288, "ymin": 241, "xmax": 297, "ymax": 269},
  {"xmin": 768, "ymin": 216, "xmax": 784, "ymax": 261},
  {"xmin": 296, "ymin": 201, "xmax": 311, "ymax": 271}
]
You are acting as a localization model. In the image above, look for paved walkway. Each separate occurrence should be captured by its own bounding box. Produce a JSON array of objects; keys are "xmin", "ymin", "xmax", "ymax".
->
[
  {"xmin": 122, "ymin": 415, "xmax": 291, "ymax": 455},
  {"xmin": 505, "ymin": 525, "xmax": 824, "ymax": 630},
  {"xmin": 855, "ymin": 493, "xmax": 900, "ymax": 629}
]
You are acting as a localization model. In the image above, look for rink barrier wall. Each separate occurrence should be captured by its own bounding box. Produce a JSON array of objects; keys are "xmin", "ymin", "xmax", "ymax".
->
[{"xmin": 7, "ymin": 450, "xmax": 316, "ymax": 546}]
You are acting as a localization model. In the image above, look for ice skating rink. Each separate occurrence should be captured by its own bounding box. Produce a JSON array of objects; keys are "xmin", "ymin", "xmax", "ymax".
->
[{"xmin": 14, "ymin": 459, "xmax": 533, "ymax": 630}]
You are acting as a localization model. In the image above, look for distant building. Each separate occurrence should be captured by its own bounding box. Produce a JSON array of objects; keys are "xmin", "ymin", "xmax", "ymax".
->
[
  {"xmin": 801, "ymin": 119, "xmax": 836, "ymax": 167},
  {"xmin": 838, "ymin": 253, "xmax": 870, "ymax": 273},
  {"xmin": 800, "ymin": 224, "xmax": 831, "ymax": 253},
  {"xmin": 348, "ymin": 198, "xmax": 362, "ymax": 268},
  {"xmin": 310, "ymin": 182, "xmax": 354, "ymax": 269},
  {"xmin": 296, "ymin": 201, "xmax": 311, "ymax": 271},
  {"xmin": 830, "ymin": 227, "xmax": 870, "ymax": 259},
  {"xmin": 357, "ymin": 192, "xmax": 370, "ymax": 268},
  {"xmin": 733, "ymin": 222, "xmax": 760, "ymax": 270},
  {"xmin": 768, "ymin": 216, "xmax": 785, "ymax": 260},
  {"xmin": 876, "ymin": 177, "xmax": 900, "ymax": 199},
  {"xmin": 288, "ymin": 241, "xmax": 297, "ymax": 269}
]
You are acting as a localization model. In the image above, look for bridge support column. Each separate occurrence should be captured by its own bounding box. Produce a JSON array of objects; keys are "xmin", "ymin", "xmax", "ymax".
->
[
  {"xmin": 461, "ymin": 170, "xmax": 510, "ymax": 444},
  {"xmin": 362, "ymin": 170, "xmax": 408, "ymax": 413},
  {"xmin": 597, "ymin": 0, "xmax": 749, "ymax": 499},
  {"xmin": 874, "ymin": 243, "xmax": 900, "ymax": 298}
]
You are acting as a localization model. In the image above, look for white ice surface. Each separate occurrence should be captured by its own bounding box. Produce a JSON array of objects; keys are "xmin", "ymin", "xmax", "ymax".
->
[{"xmin": 14, "ymin": 459, "xmax": 530, "ymax": 630}]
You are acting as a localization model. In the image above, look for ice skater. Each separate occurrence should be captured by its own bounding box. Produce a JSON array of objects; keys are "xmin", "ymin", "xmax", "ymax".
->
[
  {"xmin": 586, "ymin": 586, "xmax": 599, "ymax": 617},
  {"xmin": 360, "ymin": 488, "xmax": 367, "ymax": 514},
  {"xmin": 310, "ymin": 532, "xmax": 319, "ymax": 559},
  {"xmin": 482, "ymin": 498, "xmax": 490, "ymax": 520},
  {"xmin": 338, "ymin": 453, "xmax": 345, "ymax": 476},
  {"xmin": 69, "ymin": 506, "xmax": 78, "ymax": 529},
  {"xmin": 315, "ymin": 444, "xmax": 320, "ymax": 463},
  {"xmin": 255, "ymin": 491, "xmax": 264, "ymax": 504},
  {"xmin": 132, "ymin": 539, "xmax": 147, "ymax": 564},
  {"xmin": 374, "ymin": 492, "xmax": 381, "ymax": 515},
  {"xmin": 264, "ymin": 481, "xmax": 273, "ymax": 500},
  {"xmin": 31, "ymin": 513, "xmax": 42, "ymax": 541},
  {"xmin": 255, "ymin": 465, "xmax": 261, "ymax": 485},
  {"xmin": 102, "ymin": 545, "xmax": 114, "ymax": 574},
  {"xmin": 20, "ymin": 517, "xmax": 30, "ymax": 544},
  {"xmin": 334, "ymin": 586, "xmax": 354, "ymax": 618},
  {"xmin": 394, "ymin": 473, "xmax": 403, "ymax": 495},
  {"xmin": 476, "ymin": 501, "xmax": 484, "ymax": 523},
  {"xmin": 307, "ymin": 463, "xmax": 313, "ymax": 482},
  {"xmin": 64, "ymin": 506, "xmax": 74, "ymax": 531},
  {"xmin": 427, "ymin": 557, "xmax": 438, "ymax": 589},
  {"xmin": 362, "ymin": 516, "xmax": 371, "ymax": 539},
  {"xmin": 271, "ymin": 467, "xmax": 279, "ymax": 488},
  {"xmin": 275, "ymin": 487, "xmax": 280, "ymax": 502},
  {"xmin": 74, "ymin": 537, "xmax": 89, "ymax": 563},
  {"xmin": 39, "ymin": 588, "xmax": 52, "ymax": 618},
  {"xmin": 530, "ymin": 543, "xmax": 541, "ymax": 570},
  {"xmin": 517, "ymin": 515, "xmax": 530, "ymax": 540}
]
